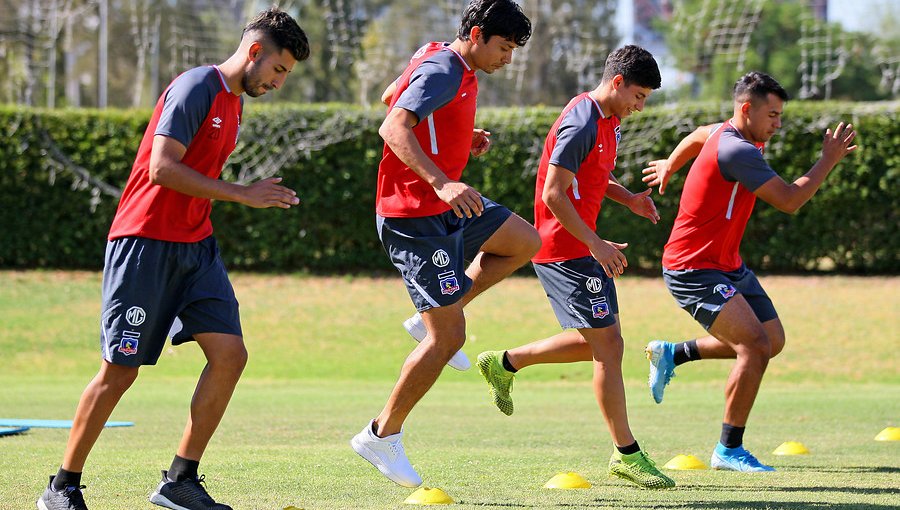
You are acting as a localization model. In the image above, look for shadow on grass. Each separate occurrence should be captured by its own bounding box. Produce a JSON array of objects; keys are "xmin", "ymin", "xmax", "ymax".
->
[
  {"xmin": 458, "ymin": 481, "xmax": 899, "ymax": 509},
  {"xmin": 454, "ymin": 502, "xmax": 534, "ymax": 508},
  {"xmin": 456, "ymin": 498, "xmax": 897, "ymax": 510},
  {"xmin": 783, "ymin": 465, "xmax": 900, "ymax": 475},
  {"xmin": 576, "ymin": 502, "xmax": 900, "ymax": 510},
  {"xmin": 678, "ymin": 483, "xmax": 899, "ymax": 496},
  {"xmin": 457, "ymin": 498, "xmax": 898, "ymax": 510}
]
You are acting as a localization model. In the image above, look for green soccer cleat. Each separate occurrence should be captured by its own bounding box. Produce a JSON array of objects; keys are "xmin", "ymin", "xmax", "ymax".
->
[
  {"xmin": 608, "ymin": 450, "xmax": 676, "ymax": 489},
  {"xmin": 476, "ymin": 351, "xmax": 515, "ymax": 416}
]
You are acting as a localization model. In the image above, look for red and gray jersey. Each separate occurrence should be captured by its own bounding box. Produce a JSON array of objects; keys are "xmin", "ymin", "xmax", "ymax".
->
[
  {"xmin": 533, "ymin": 93, "xmax": 621, "ymax": 263},
  {"xmin": 108, "ymin": 66, "xmax": 243, "ymax": 242},
  {"xmin": 663, "ymin": 120, "xmax": 778, "ymax": 271},
  {"xmin": 376, "ymin": 42, "xmax": 478, "ymax": 218}
]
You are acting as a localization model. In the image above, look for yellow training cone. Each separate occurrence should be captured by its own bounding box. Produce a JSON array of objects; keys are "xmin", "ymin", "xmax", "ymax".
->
[
  {"xmin": 283, "ymin": 506, "xmax": 304, "ymax": 510},
  {"xmin": 663, "ymin": 454, "xmax": 708, "ymax": 470},
  {"xmin": 875, "ymin": 427, "xmax": 900, "ymax": 441},
  {"xmin": 404, "ymin": 487, "xmax": 454, "ymax": 505},
  {"xmin": 543, "ymin": 472, "xmax": 591, "ymax": 489},
  {"xmin": 772, "ymin": 441, "xmax": 810, "ymax": 455}
]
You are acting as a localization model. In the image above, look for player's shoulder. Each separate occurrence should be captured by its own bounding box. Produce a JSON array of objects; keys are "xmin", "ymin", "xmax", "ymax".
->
[
  {"xmin": 418, "ymin": 47, "xmax": 466, "ymax": 75},
  {"xmin": 166, "ymin": 67, "xmax": 227, "ymax": 106},
  {"xmin": 718, "ymin": 125, "xmax": 763, "ymax": 159},
  {"xmin": 172, "ymin": 66, "xmax": 220, "ymax": 89},
  {"xmin": 559, "ymin": 96, "xmax": 600, "ymax": 131}
]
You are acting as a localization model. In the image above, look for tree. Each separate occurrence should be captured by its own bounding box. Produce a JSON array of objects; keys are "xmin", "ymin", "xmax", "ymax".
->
[{"xmin": 658, "ymin": 0, "xmax": 896, "ymax": 101}]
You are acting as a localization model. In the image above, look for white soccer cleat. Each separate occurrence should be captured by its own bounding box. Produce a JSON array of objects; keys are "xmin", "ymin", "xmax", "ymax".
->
[
  {"xmin": 403, "ymin": 313, "xmax": 471, "ymax": 371},
  {"xmin": 350, "ymin": 420, "xmax": 423, "ymax": 488}
]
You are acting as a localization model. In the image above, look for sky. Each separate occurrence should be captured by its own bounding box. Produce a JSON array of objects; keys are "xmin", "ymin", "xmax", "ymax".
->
[{"xmin": 827, "ymin": 0, "xmax": 893, "ymax": 33}]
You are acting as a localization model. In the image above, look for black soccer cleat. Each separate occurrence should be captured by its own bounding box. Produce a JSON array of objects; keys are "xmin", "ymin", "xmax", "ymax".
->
[
  {"xmin": 148, "ymin": 470, "xmax": 232, "ymax": 510},
  {"xmin": 37, "ymin": 475, "xmax": 88, "ymax": 510}
]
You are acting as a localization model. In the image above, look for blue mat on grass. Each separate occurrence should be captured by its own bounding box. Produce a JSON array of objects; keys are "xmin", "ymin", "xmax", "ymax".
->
[
  {"xmin": 0, "ymin": 426, "xmax": 30, "ymax": 436},
  {"xmin": 0, "ymin": 419, "xmax": 133, "ymax": 428}
]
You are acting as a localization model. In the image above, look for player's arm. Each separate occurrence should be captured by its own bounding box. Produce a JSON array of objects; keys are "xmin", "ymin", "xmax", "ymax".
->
[
  {"xmin": 753, "ymin": 122, "xmax": 857, "ymax": 214},
  {"xmin": 605, "ymin": 173, "xmax": 659, "ymax": 224},
  {"xmin": 542, "ymin": 164, "xmax": 628, "ymax": 277},
  {"xmin": 642, "ymin": 123, "xmax": 716, "ymax": 194},
  {"xmin": 379, "ymin": 107, "xmax": 483, "ymax": 218},
  {"xmin": 149, "ymin": 136, "xmax": 298, "ymax": 209}
]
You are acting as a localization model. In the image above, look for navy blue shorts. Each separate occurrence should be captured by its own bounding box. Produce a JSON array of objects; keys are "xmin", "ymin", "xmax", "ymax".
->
[
  {"xmin": 377, "ymin": 197, "xmax": 513, "ymax": 312},
  {"xmin": 662, "ymin": 264, "xmax": 778, "ymax": 331},
  {"xmin": 100, "ymin": 236, "xmax": 242, "ymax": 366},
  {"xmin": 533, "ymin": 256, "xmax": 619, "ymax": 329}
]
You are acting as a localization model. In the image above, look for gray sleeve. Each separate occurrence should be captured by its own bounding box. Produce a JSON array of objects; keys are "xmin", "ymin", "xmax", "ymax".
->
[
  {"xmin": 155, "ymin": 68, "xmax": 216, "ymax": 148},
  {"xmin": 548, "ymin": 101, "xmax": 597, "ymax": 174},
  {"xmin": 393, "ymin": 54, "xmax": 463, "ymax": 124},
  {"xmin": 717, "ymin": 133, "xmax": 778, "ymax": 191}
]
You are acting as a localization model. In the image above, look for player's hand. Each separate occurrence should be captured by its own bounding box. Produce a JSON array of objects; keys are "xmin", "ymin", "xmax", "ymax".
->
[
  {"xmin": 241, "ymin": 177, "xmax": 300, "ymax": 209},
  {"xmin": 435, "ymin": 180, "xmax": 483, "ymax": 218},
  {"xmin": 589, "ymin": 238, "xmax": 628, "ymax": 278},
  {"xmin": 820, "ymin": 122, "xmax": 858, "ymax": 167},
  {"xmin": 471, "ymin": 129, "xmax": 492, "ymax": 157},
  {"xmin": 627, "ymin": 188, "xmax": 659, "ymax": 224},
  {"xmin": 642, "ymin": 159, "xmax": 674, "ymax": 195}
]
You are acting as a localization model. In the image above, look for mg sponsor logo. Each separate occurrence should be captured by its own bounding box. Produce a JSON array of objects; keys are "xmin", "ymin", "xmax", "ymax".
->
[
  {"xmin": 125, "ymin": 306, "xmax": 146, "ymax": 327},
  {"xmin": 432, "ymin": 249, "xmax": 450, "ymax": 268},
  {"xmin": 586, "ymin": 277, "xmax": 603, "ymax": 294}
]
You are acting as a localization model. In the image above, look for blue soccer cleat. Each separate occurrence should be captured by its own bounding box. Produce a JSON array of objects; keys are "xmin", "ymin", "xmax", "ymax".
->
[
  {"xmin": 710, "ymin": 443, "xmax": 776, "ymax": 472},
  {"xmin": 645, "ymin": 340, "xmax": 676, "ymax": 404}
]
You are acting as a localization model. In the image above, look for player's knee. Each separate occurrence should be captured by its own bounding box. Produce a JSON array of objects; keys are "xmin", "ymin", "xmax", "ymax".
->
[
  {"xmin": 429, "ymin": 334, "xmax": 466, "ymax": 359},
  {"xmin": 587, "ymin": 333, "xmax": 624, "ymax": 362},
  {"xmin": 211, "ymin": 339, "xmax": 248, "ymax": 375},
  {"xmin": 99, "ymin": 363, "xmax": 140, "ymax": 393},
  {"xmin": 749, "ymin": 332, "xmax": 773, "ymax": 360},
  {"xmin": 769, "ymin": 334, "xmax": 785, "ymax": 358},
  {"xmin": 521, "ymin": 226, "xmax": 542, "ymax": 258},
  {"xmin": 766, "ymin": 325, "xmax": 786, "ymax": 358},
  {"xmin": 735, "ymin": 330, "xmax": 772, "ymax": 362}
]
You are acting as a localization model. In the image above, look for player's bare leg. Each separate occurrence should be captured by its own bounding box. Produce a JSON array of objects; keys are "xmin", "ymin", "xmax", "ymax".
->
[
  {"xmin": 460, "ymin": 214, "xmax": 541, "ymax": 307},
  {"xmin": 580, "ymin": 324, "xmax": 634, "ymax": 446},
  {"xmin": 176, "ymin": 333, "xmax": 247, "ymax": 461},
  {"xmin": 61, "ymin": 362, "xmax": 140, "ymax": 472},
  {"xmin": 693, "ymin": 318, "xmax": 785, "ymax": 359},
  {"xmin": 707, "ymin": 296, "xmax": 772, "ymax": 427},
  {"xmin": 376, "ymin": 304, "xmax": 465, "ymax": 436},
  {"xmin": 505, "ymin": 330, "xmax": 593, "ymax": 371}
]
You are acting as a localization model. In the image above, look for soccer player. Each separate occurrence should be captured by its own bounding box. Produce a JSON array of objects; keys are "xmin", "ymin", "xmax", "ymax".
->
[
  {"xmin": 641, "ymin": 71, "xmax": 857, "ymax": 471},
  {"xmin": 476, "ymin": 45, "xmax": 675, "ymax": 489},
  {"xmin": 37, "ymin": 9, "xmax": 309, "ymax": 510},
  {"xmin": 350, "ymin": 0, "xmax": 539, "ymax": 488}
]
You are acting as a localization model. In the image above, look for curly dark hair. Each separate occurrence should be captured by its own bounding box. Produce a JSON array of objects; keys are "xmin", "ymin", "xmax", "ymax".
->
[
  {"xmin": 243, "ymin": 8, "xmax": 310, "ymax": 62},
  {"xmin": 733, "ymin": 71, "xmax": 788, "ymax": 104},
  {"xmin": 601, "ymin": 45, "xmax": 661, "ymax": 89},
  {"xmin": 457, "ymin": 0, "xmax": 532, "ymax": 47}
]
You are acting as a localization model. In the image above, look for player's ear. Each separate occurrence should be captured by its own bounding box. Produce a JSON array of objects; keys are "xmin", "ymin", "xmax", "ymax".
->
[
  {"xmin": 248, "ymin": 41, "xmax": 263, "ymax": 62},
  {"xmin": 740, "ymin": 101, "xmax": 752, "ymax": 115},
  {"xmin": 470, "ymin": 25, "xmax": 483, "ymax": 44},
  {"xmin": 612, "ymin": 74, "xmax": 625, "ymax": 90}
]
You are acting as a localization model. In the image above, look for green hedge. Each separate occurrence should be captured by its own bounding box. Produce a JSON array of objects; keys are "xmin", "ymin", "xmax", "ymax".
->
[{"xmin": 1, "ymin": 101, "xmax": 897, "ymax": 273}]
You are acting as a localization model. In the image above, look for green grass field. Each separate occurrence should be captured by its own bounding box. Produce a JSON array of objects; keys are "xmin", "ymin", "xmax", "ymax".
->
[{"xmin": 1, "ymin": 271, "xmax": 898, "ymax": 509}]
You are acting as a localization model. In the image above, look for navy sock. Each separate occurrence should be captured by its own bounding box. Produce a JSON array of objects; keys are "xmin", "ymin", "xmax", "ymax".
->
[
  {"xmin": 673, "ymin": 340, "xmax": 701, "ymax": 366},
  {"xmin": 616, "ymin": 441, "xmax": 641, "ymax": 455},
  {"xmin": 167, "ymin": 455, "xmax": 199, "ymax": 482},
  {"xmin": 501, "ymin": 351, "xmax": 518, "ymax": 373},
  {"xmin": 720, "ymin": 423, "xmax": 745, "ymax": 449},
  {"xmin": 52, "ymin": 468, "xmax": 82, "ymax": 491}
]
